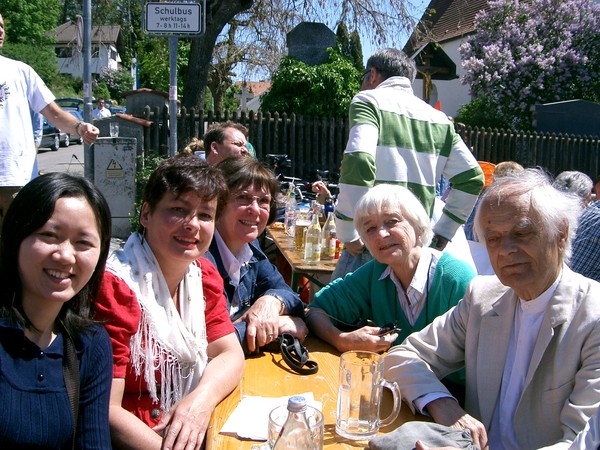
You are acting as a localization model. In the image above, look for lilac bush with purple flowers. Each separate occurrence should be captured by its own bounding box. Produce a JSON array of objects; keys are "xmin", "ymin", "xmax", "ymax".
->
[{"xmin": 459, "ymin": 0, "xmax": 600, "ymax": 130}]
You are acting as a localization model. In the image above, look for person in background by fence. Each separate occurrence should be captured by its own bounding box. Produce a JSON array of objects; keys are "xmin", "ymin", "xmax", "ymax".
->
[
  {"xmin": 203, "ymin": 121, "xmax": 250, "ymax": 164},
  {"xmin": 553, "ymin": 170, "xmax": 594, "ymax": 208},
  {"xmin": 0, "ymin": 12, "xmax": 99, "ymax": 231},
  {"xmin": 92, "ymin": 98, "xmax": 111, "ymax": 120},
  {"xmin": 570, "ymin": 195, "xmax": 600, "ymax": 283},
  {"xmin": 333, "ymin": 48, "xmax": 484, "ymax": 280},
  {"xmin": 206, "ymin": 156, "xmax": 307, "ymax": 355},
  {"xmin": 568, "ymin": 171, "xmax": 600, "ymax": 283}
]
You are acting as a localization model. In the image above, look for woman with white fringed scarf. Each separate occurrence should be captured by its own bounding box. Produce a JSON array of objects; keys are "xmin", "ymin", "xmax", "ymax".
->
[{"xmin": 95, "ymin": 155, "xmax": 244, "ymax": 450}]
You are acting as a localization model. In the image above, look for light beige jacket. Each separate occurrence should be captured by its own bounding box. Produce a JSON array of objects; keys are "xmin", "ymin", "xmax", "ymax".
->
[{"xmin": 385, "ymin": 267, "xmax": 600, "ymax": 450}]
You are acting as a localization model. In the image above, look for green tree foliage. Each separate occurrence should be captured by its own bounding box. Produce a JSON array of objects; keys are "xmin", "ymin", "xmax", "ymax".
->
[
  {"xmin": 137, "ymin": 38, "xmax": 190, "ymax": 94},
  {"xmin": 0, "ymin": 44, "xmax": 58, "ymax": 85},
  {"xmin": 460, "ymin": 0, "xmax": 600, "ymax": 130},
  {"xmin": 98, "ymin": 68, "xmax": 134, "ymax": 102},
  {"xmin": 260, "ymin": 49, "xmax": 360, "ymax": 117},
  {"xmin": 348, "ymin": 30, "xmax": 364, "ymax": 73},
  {"xmin": 94, "ymin": 82, "xmax": 111, "ymax": 102},
  {"xmin": 0, "ymin": 0, "xmax": 60, "ymax": 86},
  {"xmin": 455, "ymin": 96, "xmax": 506, "ymax": 129},
  {"xmin": 336, "ymin": 23, "xmax": 364, "ymax": 72},
  {"xmin": 1, "ymin": 0, "xmax": 60, "ymax": 45}
]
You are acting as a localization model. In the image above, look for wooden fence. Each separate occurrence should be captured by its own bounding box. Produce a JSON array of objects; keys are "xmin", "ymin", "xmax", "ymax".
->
[{"xmin": 141, "ymin": 106, "xmax": 600, "ymax": 180}]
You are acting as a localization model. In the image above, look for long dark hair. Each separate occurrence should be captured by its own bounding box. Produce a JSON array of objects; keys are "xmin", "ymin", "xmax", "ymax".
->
[{"xmin": 0, "ymin": 173, "xmax": 112, "ymax": 336}]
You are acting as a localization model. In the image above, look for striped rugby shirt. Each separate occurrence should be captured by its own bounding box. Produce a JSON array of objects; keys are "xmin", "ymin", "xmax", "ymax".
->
[{"xmin": 335, "ymin": 76, "xmax": 484, "ymax": 243}]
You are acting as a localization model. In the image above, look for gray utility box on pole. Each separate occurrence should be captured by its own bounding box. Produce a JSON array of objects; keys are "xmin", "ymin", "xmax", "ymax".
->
[{"xmin": 93, "ymin": 137, "xmax": 137, "ymax": 239}]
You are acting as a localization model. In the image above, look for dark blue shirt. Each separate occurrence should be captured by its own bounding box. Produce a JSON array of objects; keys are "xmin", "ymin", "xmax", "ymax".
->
[
  {"xmin": 206, "ymin": 238, "xmax": 305, "ymax": 354},
  {"xmin": 570, "ymin": 201, "xmax": 600, "ymax": 282},
  {"xmin": 0, "ymin": 318, "xmax": 112, "ymax": 449}
]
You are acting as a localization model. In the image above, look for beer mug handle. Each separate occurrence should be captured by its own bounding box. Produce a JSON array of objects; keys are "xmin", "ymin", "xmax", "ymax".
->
[{"xmin": 379, "ymin": 380, "xmax": 401, "ymax": 427}]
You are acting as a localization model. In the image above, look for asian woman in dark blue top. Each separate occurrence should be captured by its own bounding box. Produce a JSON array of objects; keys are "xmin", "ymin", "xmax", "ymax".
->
[{"xmin": 0, "ymin": 173, "xmax": 113, "ymax": 449}]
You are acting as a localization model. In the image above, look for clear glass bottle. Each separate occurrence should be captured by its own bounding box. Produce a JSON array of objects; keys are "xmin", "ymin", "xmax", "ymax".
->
[
  {"xmin": 273, "ymin": 396, "xmax": 317, "ymax": 450},
  {"xmin": 284, "ymin": 192, "xmax": 297, "ymax": 236},
  {"xmin": 304, "ymin": 212, "xmax": 322, "ymax": 265},
  {"xmin": 321, "ymin": 211, "xmax": 337, "ymax": 259}
]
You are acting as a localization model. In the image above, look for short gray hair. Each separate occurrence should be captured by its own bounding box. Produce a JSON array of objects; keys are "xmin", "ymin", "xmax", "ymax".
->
[
  {"xmin": 355, "ymin": 184, "xmax": 432, "ymax": 250},
  {"xmin": 553, "ymin": 171, "xmax": 593, "ymax": 206},
  {"xmin": 474, "ymin": 168, "xmax": 583, "ymax": 263},
  {"xmin": 366, "ymin": 48, "xmax": 417, "ymax": 83}
]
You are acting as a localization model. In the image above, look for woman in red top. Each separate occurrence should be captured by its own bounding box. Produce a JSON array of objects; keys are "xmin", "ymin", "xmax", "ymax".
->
[{"xmin": 95, "ymin": 155, "xmax": 244, "ymax": 450}]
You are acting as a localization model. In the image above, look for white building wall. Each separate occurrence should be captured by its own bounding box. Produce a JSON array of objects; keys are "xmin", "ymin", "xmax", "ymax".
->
[
  {"xmin": 411, "ymin": 38, "xmax": 473, "ymax": 118},
  {"xmin": 56, "ymin": 45, "xmax": 119, "ymax": 78}
]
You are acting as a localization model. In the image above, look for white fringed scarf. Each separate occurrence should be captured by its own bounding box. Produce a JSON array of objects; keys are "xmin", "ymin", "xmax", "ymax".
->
[{"xmin": 107, "ymin": 232, "xmax": 208, "ymax": 412}]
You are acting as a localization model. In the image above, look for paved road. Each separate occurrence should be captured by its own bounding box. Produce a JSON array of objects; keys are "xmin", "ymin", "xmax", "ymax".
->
[{"xmin": 37, "ymin": 143, "xmax": 85, "ymax": 177}]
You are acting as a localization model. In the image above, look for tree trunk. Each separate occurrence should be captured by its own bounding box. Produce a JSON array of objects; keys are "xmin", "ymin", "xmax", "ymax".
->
[{"xmin": 182, "ymin": 0, "xmax": 253, "ymax": 109}]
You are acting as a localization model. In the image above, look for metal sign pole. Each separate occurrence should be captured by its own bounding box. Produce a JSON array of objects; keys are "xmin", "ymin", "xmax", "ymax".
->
[
  {"xmin": 143, "ymin": 0, "xmax": 205, "ymax": 157},
  {"xmin": 169, "ymin": 35, "xmax": 178, "ymax": 156},
  {"xmin": 82, "ymin": 1, "xmax": 93, "ymax": 180}
]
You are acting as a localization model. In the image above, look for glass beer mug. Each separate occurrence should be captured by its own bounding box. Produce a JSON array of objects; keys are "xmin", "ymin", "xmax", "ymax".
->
[{"xmin": 336, "ymin": 350, "xmax": 401, "ymax": 440}]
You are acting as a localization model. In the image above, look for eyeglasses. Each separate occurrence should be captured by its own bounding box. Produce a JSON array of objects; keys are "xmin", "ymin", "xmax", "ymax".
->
[{"xmin": 233, "ymin": 191, "xmax": 272, "ymax": 210}]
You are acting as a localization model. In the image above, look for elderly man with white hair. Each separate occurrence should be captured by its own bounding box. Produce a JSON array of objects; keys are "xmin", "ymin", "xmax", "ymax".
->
[{"xmin": 377, "ymin": 168, "xmax": 600, "ymax": 450}]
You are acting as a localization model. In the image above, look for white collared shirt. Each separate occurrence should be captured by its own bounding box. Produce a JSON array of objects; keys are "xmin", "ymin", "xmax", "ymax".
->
[
  {"xmin": 214, "ymin": 230, "xmax": 253, "ymax": 315},
  {"xmin": 379, "ymin": 247, "xmax": 440, "ymax": 326},
  {"xmin": 489, "ymin": 271, "xmax": 562, "ymax": 450}
]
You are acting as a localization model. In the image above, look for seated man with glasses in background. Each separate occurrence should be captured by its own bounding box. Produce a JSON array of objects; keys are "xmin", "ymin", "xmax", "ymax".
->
[
  {"xmin": 206, "ymin": 156, "xmax": 307, "ymax": 355},
  {"xmin": 203, "ymin": 121, "xmax": 250, "ymax": 164}
]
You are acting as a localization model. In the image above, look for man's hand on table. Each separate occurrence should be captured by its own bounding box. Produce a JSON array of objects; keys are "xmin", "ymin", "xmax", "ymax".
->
[{"xmin": 425, "ymin": 398, "xmax": 489, "ymax": 450}]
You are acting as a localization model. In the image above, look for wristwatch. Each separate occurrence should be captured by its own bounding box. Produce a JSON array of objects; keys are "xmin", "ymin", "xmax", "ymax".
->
[
  {"xmin": 270, "ymin": 294, "xmax": 287, "ymax": 314},
  {"xmin": 430, "ymin": 234, "xmax": 450, "ymax": 251}
]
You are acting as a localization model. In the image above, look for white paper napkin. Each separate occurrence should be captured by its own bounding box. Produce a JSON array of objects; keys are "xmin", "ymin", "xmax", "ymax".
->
[{"xmin": 220, "ymin": 392, "xmax": 321, "ymax": 441}]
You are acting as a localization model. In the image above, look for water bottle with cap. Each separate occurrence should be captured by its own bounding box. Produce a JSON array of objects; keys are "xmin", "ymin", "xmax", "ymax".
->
[{"xmin": 273, "ymin": 396, "xmax": 317, "ymax": 449}]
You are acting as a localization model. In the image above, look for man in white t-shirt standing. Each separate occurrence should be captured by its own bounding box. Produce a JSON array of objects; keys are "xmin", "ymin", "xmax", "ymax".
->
[
  {"xmin": 92, "ymin": 98, "xmax": 111, "ymax": 119},
  {"xmin": 0, "ymin": 12, "xmax": 99, "ymax": 229}
]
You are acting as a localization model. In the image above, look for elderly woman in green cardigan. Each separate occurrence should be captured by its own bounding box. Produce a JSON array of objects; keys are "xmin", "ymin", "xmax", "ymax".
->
[{"xmin": 306, "ymin": 184, "xmax": 476, "ymax": 354}]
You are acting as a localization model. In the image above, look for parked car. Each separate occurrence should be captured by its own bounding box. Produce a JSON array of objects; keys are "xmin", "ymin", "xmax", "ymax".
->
[
  {"xmin": 55, "ymin": 97, "xmax": 84, "ymax": 111},
  {"xmin": 110, "ymin": 105, "xmax": 126, "ymax": 115},
  {"xmin": 40, "ymin": 118, "xmax": 69, "ymax": 151},
  {"xmin": 55, "ymin": 97, "xmax": 113, "ymax": 113}
]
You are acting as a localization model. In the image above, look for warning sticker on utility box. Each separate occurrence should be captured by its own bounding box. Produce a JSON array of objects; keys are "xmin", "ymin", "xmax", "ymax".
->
[{"xmin": 106, "ymin": 160, "xmax": 124, "ymax": 178}]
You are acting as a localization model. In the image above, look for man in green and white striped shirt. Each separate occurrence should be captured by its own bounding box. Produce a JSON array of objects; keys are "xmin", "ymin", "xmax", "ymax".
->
[{"xmin": 333, "ymin": 48, "xmax": 484, "ymax": 279}]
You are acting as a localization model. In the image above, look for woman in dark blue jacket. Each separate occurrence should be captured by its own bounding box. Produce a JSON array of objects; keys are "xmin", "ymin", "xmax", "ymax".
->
[{"xmin": 207, "ymin": 156, "xmax": 307, "ymax": 354}]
